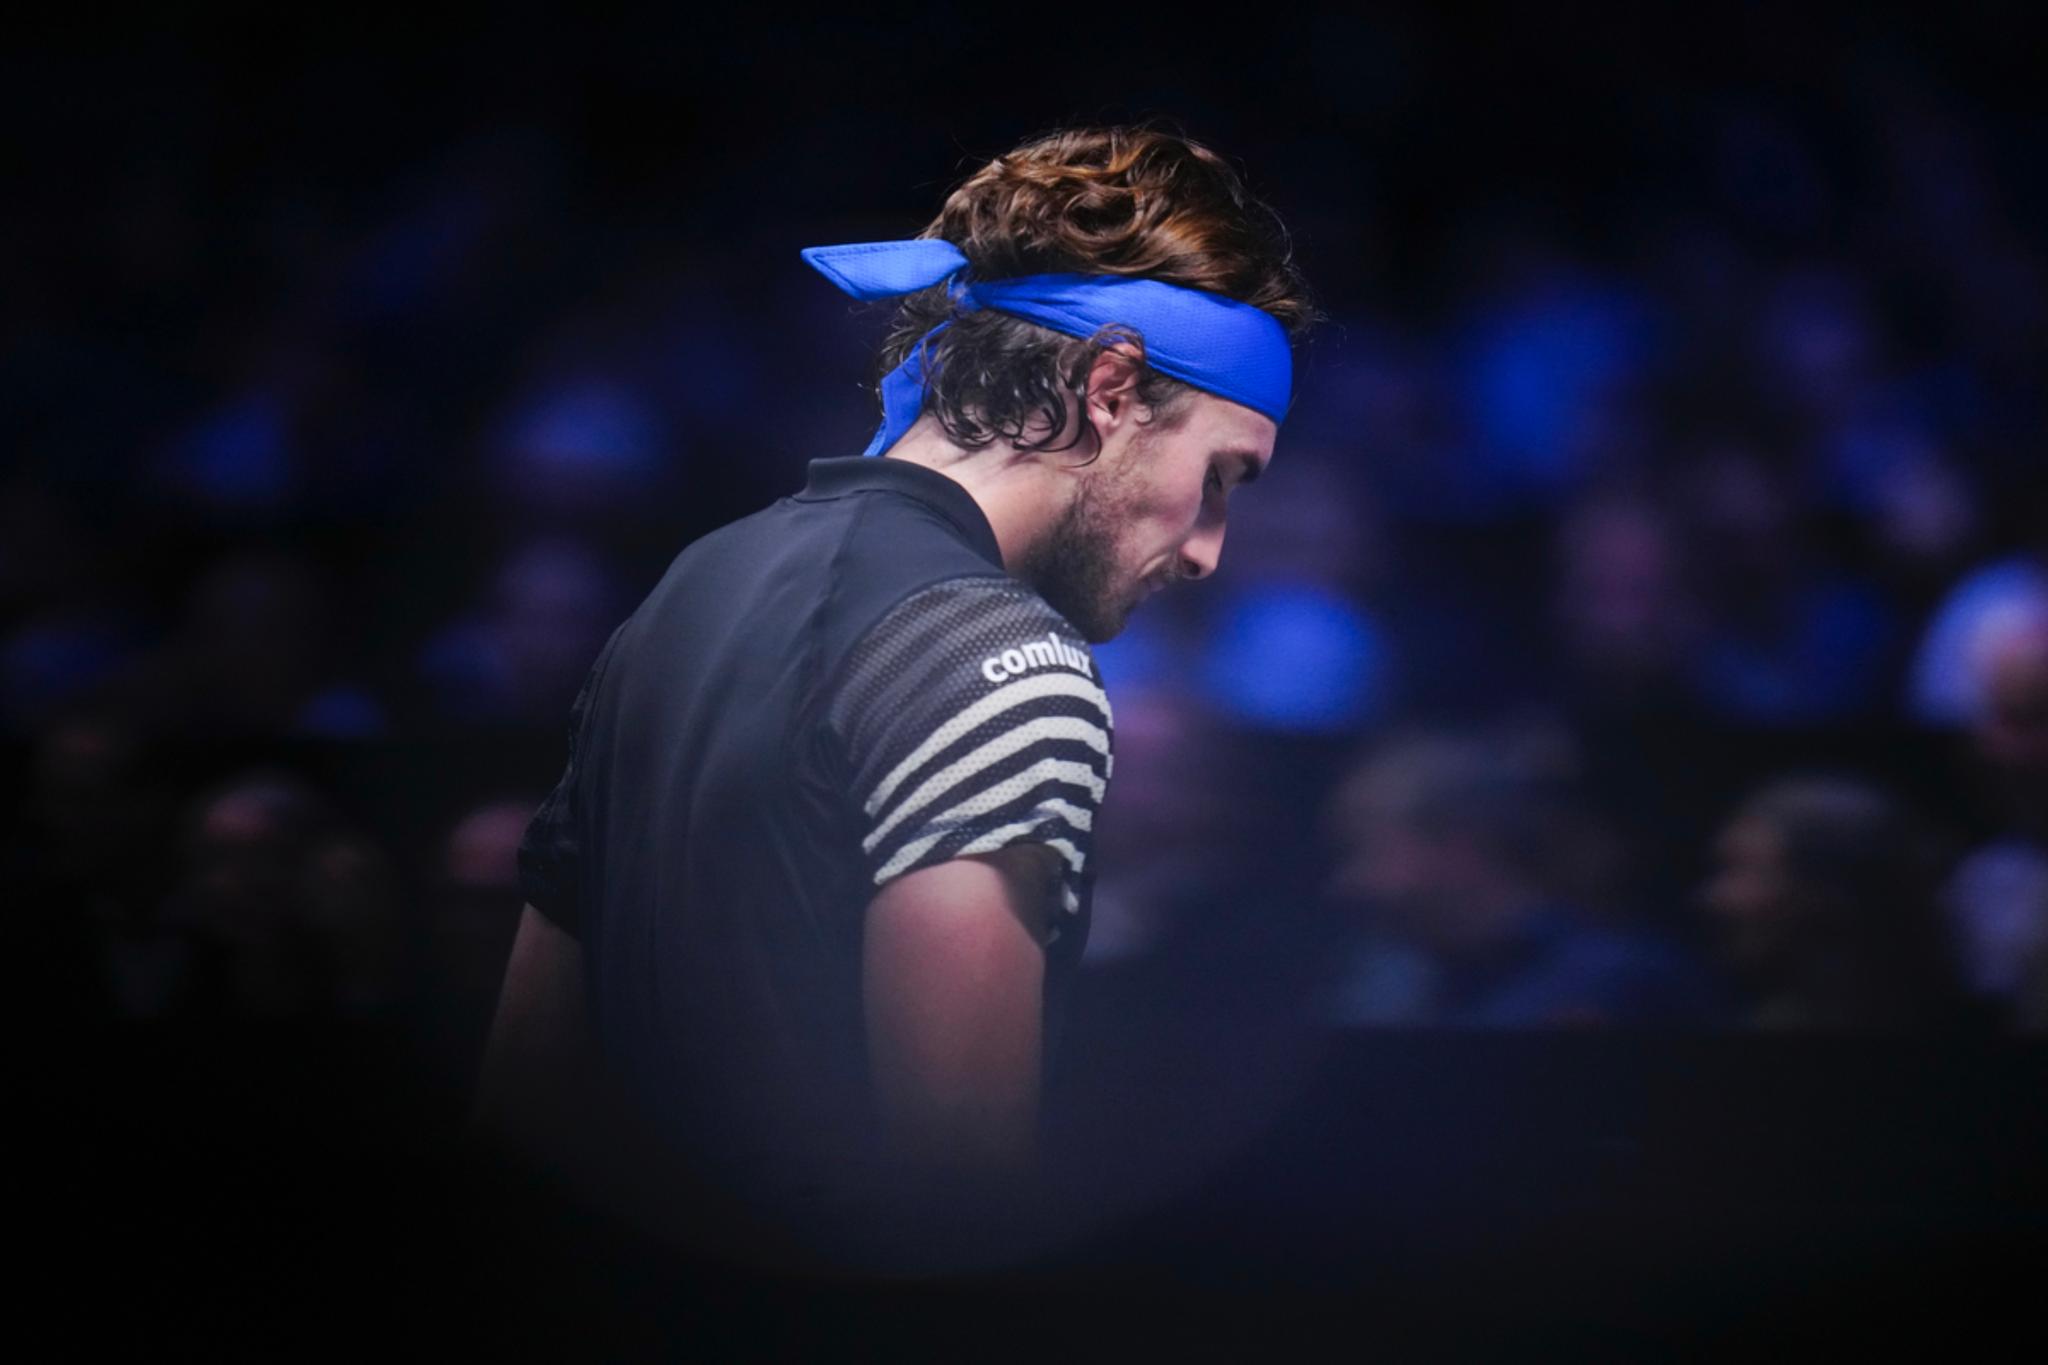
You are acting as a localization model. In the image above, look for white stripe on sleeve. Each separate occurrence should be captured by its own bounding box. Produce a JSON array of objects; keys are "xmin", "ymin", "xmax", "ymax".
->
[
  {"xmin": 862, "ymin": 716, "xmax": 1109, "ymax": 853},
  {"xmin": 864, "ymin": 671, "xmax": 1110, "ymax": 818},
  {"xmin": 866, "ymin": 755, "xmax": 1109, "ymax": 875},
  {"xmin": 872, "ymin": 817, "xmax": 1086, "ymax": 885}
]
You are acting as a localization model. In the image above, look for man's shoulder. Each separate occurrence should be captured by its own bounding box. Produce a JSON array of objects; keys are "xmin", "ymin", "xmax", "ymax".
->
[
  {"xmin": 653, "ymin": 484, "xmax": 1000, "ymax": 622},
  {"xmin": 822, "ymin": 575, "xmax": 1110, "ymax": 802},
  {"xmin": 808, "ymin": 484, "xmax": 1088, "ymax": 691},
  {"xmin": 833, "ymin": 574, "xmax": 1098, "ymax": 704},
  {"xmin": 824, "ymin": 573, "xmax": 1113, "ymax": 920},
  {"xmin": 819, "ymin": 488, "xmax": 1016, "ymax": 623}
]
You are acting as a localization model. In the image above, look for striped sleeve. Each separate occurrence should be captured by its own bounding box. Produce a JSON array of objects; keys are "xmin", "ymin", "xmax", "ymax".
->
[{"xmin": 828, "ymin": 575, "xmax": 1113, "ymax": 925}]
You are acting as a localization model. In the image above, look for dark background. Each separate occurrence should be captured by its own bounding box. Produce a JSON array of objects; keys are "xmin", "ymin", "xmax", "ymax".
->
[{"xmin": 11, "ymin": 2, "xmax": 2048, "ymax": 1354}]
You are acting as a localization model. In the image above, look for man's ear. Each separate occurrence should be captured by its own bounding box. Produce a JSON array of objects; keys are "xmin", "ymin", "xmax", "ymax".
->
[{"xmin": 1082, "ymin": 342, "xmax": 1146, "ymax": 432}]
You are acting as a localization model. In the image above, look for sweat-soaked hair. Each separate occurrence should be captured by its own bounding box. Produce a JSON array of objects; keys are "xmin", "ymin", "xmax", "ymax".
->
[{"xmin": 876, "ymin": 125, "xmax": 1319, "ymax": 459}]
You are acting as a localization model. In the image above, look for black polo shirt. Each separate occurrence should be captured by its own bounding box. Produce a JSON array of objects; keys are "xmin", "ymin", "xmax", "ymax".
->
[{"xmin": 515, "ymin": 455, "xmax": 1111, "ymax": 1241}]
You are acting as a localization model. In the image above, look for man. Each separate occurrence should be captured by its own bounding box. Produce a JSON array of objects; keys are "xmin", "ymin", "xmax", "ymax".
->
[{"xmin": 472, "ymin": 126, "xmax": 1316, "ymax": 1271}]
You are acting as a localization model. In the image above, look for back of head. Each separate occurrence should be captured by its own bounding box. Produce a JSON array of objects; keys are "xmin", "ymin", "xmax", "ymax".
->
[{"xmin": 878, "ymin": 125, "xmax": 1318, "ymax": 452}]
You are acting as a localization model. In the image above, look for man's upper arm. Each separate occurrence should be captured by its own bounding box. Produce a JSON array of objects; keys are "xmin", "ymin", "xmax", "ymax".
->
[
  {"xmin": 471, "ymin": 904, "xmax": 687, "ymax": 1227},
  {"xmin": 830, "ymin": 576, "xmax": 1114, "ymax": 1165},
  {"xmin": 830, "ymin": 575, "xmax": 1114, "ymax": 942},
  {"xmin": 472, "ymin": 903, "xmax": 592, "ymax": 1152},
  {"xmin": 863, "ymin": 844, "xmax": 1061, "ymax": 1172}
]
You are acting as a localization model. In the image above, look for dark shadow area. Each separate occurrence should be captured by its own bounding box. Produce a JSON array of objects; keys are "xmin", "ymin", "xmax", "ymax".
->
[{"xmin": 34, "ymin": 1020, "xmax": 2048, "ymax": 1355}]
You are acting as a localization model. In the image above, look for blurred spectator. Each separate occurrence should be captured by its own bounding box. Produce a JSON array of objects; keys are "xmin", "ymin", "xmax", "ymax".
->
[
  {"xmin": 146, "ymin": 382, "xmax": 306, "ymax": 522},
  {"xmin": 1079, "ymin": 685, "xmax": 1343, "ymax": 1019},
  {"xmin": 299, "ymin": 831, "xmax": 408, "ymax": 1019},
  {"xmin": 1969, "ymin": 616, "xmax": 2048, "ymax": 829},
  {"xmin": 2, "ymin": 606, "xmax": 150, "ymax": 743},
  {"xmin": 1697, "ymin": 775, "xmax": 1972, "ymax": 1032},
  {"xmin": 486, "ymin": 375, "xmax": 674, "ymax": 525},
  {"xmin": 1321, "ymin": 720, "xmax": 1720, "ymax": 1027},
  {"xmin": 1907, "ymin": 550, "xmax": 2048, "ymax": 727},
  {"xmin": 1819, "ymin": 401, "xmax": 1983, "ymax": 597},
  {"xmin": 1450, "ymin": 255, "xmax": 1656, "ymax": 510},
  {"xmin": 1944, "ymin": 843, "xmax": 2048, "ymax": 1017},
  {"xmin": 1550, "ymin": 489, "xmax": 1702, "ymax": 713},
  {"xmin": 159, "ymin": 772, "xmax": 329, "ymax": 1016},
  {"xmin": 0, "ymin": 482, "xmax": 149, "ymax": 738},
  {"xmin": 1939, "ymin": 618, "xmax": 2048, "ymax": 1022},
  {"xmin": 1057, "ymin": 691, "xmax": 1339, "ymax": 1232},
  {"xmin": 1295, "ymin": 326, "xmax": 1465, "ymax": 522},
  {"xmin": 1676, "ymin": 445, "xmax": 1897, "ymax": 723},
  {"xmin": 103, "ymin": 549, "xmax": 386, "ymax": 739},
  {"xmin": 1213, "ymin": 448, "xmax": 1389, "ymax": 596},
  {"xmin": 1084, "ymin": 689, "xmax": 1245, "ymax": 968},
  {"xmin": 158, "ymin": 770, "xmax": 403, "ymax": 1019},
  {"xmin": 1752, "ymin": 266, "xmax": 1880, "ymax": 426},
  {"xmin": 1199, "ymin": 581, "xmax": 1390, "ymax": 735},
  {"xmin": 14, "ymin": 712, "xmax": 185, "ymax": 1018},
  {"xmin": 416, "ymin": 536, "xmax": 627, "ymax": 726}
]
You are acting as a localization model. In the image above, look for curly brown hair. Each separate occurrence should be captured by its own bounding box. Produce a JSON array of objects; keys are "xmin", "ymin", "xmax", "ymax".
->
[{"xmin": 875, "ymin": 125, "xmax": 1318, "ymax": 458}]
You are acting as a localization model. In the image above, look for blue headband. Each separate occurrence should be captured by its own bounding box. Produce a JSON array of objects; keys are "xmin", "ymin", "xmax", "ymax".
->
[{"xmin": 802, "ymin": 238, "xmax": 1292, "ymax": 457}]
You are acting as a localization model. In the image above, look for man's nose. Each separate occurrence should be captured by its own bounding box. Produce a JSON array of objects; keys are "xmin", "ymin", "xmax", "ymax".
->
[{"xmin": 1177, "ymin": 522, "xmax": 1225, "ymax": 581}]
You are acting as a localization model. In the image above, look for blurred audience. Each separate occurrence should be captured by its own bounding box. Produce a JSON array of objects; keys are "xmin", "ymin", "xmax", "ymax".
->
[
  {"xmin": 1549, "ymin": 488, "xmax": 1701, "ymax": 714},
  {"xmin": 1940, "ymin": 617, "xmax": 2048, "ymax": 1025},
  {"xmin": 1193, "ymin": 451, "xmax": 1396, "ymax": 734},
  {"xmin": 1321, "ymin": 720, "xmax": 1721, "ymax": 1028},
  {"xmin": 417, "ymin": 536, "xmax": 626, "ymax": 726},
  {"xmin": 15, "ymin": 713, "xmax": 182, "ymax": 1018},
  {"xmin": 7, "ymin": 18, "xmax": 2048, "ymax": 1085},
  {"xmin": 154, "ymin": 770, "xmax": 408, "ymax": 1020},
  {"xmin": 1697, "ymin": 775, "xmax": 1974, "ymax": 1032},
  {"xmin": 0, "ymin": 483, "xmax": 147, "ymax": 740},
  {"xmin": 103, "ymin": 549, "xmax": 387, "ymax": 740},
  {"xmin": 1675, "ymin": 446, "xmax": 1899, "ymax": 724},
  {"xmin": 1908, "ymin": 548, "xmax": 2048, "ymax": 727}
]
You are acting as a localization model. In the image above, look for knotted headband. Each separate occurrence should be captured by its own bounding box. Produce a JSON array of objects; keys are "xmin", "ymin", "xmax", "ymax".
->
[{"xmin": 801, "ymin": 238, "xmax": 1293, "ymax": 457}]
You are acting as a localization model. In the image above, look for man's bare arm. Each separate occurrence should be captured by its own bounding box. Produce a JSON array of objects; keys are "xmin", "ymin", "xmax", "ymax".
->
[
  {"xmin": 471, "ymin": 903, "xmax": 594, "ymax": 1159},
  {"xmin": 471, "ymin": 902, "xmax": 697, "ymax": 1237},
  {"xmin": 862, "ymin": 844, "xmax": 1059, "ymax": 1178}
]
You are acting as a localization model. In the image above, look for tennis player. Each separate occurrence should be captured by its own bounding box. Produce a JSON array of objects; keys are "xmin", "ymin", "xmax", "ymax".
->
[{"xmin": 474, "ymin": 125, "xmax": 1316, "ymax": 1271}]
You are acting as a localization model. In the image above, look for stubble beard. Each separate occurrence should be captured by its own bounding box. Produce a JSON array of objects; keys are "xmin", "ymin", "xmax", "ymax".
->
[{"xmin": 1016, "ymin": 470, "xmax": 1135, "ymax": 645}]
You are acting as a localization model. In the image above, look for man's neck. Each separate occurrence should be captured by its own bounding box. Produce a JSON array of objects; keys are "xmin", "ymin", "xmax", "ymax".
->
[{"xmin": 882, "ymin": 420, "xmax": 1069, "ymax": 575}]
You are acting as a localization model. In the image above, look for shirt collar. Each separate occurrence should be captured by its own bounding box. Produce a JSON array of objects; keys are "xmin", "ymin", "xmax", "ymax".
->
[{"xmin": 796, "ymin": 456, "xmax": 1006, "ymax": 569}]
